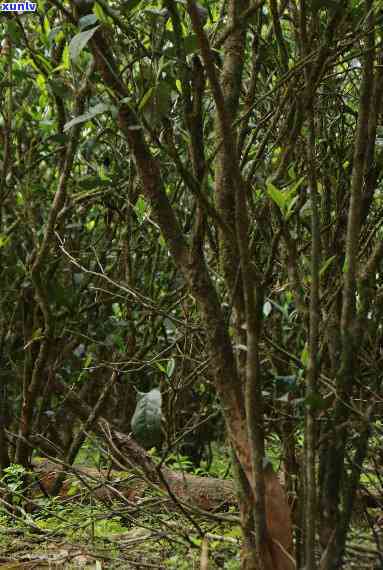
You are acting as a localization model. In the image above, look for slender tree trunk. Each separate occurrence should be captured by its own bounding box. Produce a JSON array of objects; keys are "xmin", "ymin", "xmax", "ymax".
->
[{"xmin": 319, "ymin": 2, "xmax": 375, "ymax": 566}]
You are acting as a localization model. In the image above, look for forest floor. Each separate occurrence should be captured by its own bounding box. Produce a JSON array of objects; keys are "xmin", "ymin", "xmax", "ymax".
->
[
  {"xmin": 0, "ymin": 446, "xmax": 381, "ymax": 569},
  {"xmin": 0, "ymin": 479, "xmax": 381, "ymax": 569}
]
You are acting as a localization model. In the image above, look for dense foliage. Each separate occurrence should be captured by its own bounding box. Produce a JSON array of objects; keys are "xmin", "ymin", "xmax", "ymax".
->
[{"xmin": 0, "ymin": 1, "xmax": 382, "ymax": 568}]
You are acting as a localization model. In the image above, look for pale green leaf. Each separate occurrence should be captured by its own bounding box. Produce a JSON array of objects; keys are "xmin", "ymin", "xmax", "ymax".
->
[
  {"xmin": 69, "ymin": 26, "xmax": 100, "ymax": 62},
  {"xmin": 63, "ymin": 103, "xmax": 110, "ymax": 131},
  {"xmin": 131, "ymin": 389, "xmax": 162, "ymax": 448},
  {"xmin": 166, "ymin": 358, "xmax": 175, "ymax": 378},
  {"xmin": 79, "ymin": 14, "xmax": 99, "ymax": 30}
]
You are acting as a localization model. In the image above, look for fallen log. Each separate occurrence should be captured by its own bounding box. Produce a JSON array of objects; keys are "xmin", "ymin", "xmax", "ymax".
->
[
  {"xmin": 33, "ymin": 456, "xmax": 237, "ymax": 514},
  {"xmin": 32, "ymin": 418, "xmax": 238, "ymax": 513}
]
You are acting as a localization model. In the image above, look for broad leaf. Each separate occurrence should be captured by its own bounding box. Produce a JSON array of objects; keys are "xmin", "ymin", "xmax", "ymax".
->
[
  {"xmin": 267, "ymin": 177, "xmax": 305, "ymax": 218},
  {"xmin": 79, "ymin": 14, "xmax": 99, "ymax": 30},
  {"xmin": 131, "ymin": 389, "xmax": 162, "ymax": 448},
  {"xmin": 263, "ymin": 300, "xmax": 272, "ymax": 317},
  {"xmin": 69, "ymin": 26, "xmax": 100, "ymax": 62},
  {"xmin": 63, "ymin": 103, "xmax": 111, "ymax": 131},
  {"xmin": 267, "ymin": 181, "xmax": 286, "ymax": 210}
]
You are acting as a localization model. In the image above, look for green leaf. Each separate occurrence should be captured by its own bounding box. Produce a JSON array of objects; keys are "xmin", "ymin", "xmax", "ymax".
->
[
  {"xmin": 63, "ymin": 103, "xmax": 110, "ymax": 131},
  {"xmin": 0, "ymin": 234, "xmax": 10, "ymax": 248},
  {"xmin": 79, "ymin": 14, "xmax": 99, "ymax": 30},
  {"xmin": 35, "ymin": 54, "xmax": 53, "ymax": 73},
  {"xmin": 112, "ymin": 303, "xmax": 122, "ymax": 317},
  {"xmin": 67, "ymin": 482, "xmax": 80, "ymax": 496},
  {"xmin": 134, "ymin": 196, "xmax": 148, "ymax": 223},
  {"xmin": 61, "ymin": 44, "xmax": 70, "ymax": 70},
  {"xmin": 267, "ymin": 177, "xmax": 305, "ymax": 218},
  {"xmin": 32, "ymin": 328, "xmax": 43, "ymax": 340},
  {"xmin": 43, "ymin": 15, "xmax": 51, "ymax": 36},
  {"xmin": 93, "ymin": 2, "xmax": 108, "ymax": 23},
  {"xmin": 84, "ymin": 353, "xmax": 93, "ymax": 368},
  {"xmin": 286, "ymin": 195, "xmax": 299, "ymax": 219},
  {"xmin": 139, "ymin": 87, "xmax": 155, "ymax": 111},
  {"xmin": 267, "ymin": 181, "xmax": 286, "ymax": 210},
  {"xmin": 166, "ymin": 358, "xmax": 175, "ymax": 378},
  {"xmin": 319, "ymin": 255, "xmax": 336, "ymax": 278},
  {"xmin": 301, "ymin": 343, "xmax": 309, "ymax": 368},
  {"xmin": 286, "ymin": 176, "xmax": 305, "ymax": 201},
  {"xmin": 155, "ymin": 362, "xmax": 166, "ymax": 373},
  {"xmin": 131, "ymin": 389, "xmax": 162, "ymax": 448},
  {"xmin": 69, "ymin": 26, "xmax": 100, "ymax": 62}
]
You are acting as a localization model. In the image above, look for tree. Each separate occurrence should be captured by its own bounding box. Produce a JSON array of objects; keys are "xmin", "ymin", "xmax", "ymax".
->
[{"xmin": 0, "ymin": 1, "xmax": 382, "ymax": 569}]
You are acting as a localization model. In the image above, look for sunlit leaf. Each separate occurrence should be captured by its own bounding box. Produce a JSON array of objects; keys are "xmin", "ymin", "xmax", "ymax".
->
[
  {"xmin": 85, "ymin": 220, "xmax": 95, "ymax": 231},
  {"xmin": 61, "ymin": 44, "xmax": 70, "ymax": 69},
  {"xmin": 301, "ymin": 344, "xmax": 309, "ymax": 368},
  {"xmin": 267, "ymin": 177, "xmax": 305, "ymax": 218},
  {"xmin": 43, "ymin": 15, "xmax": 51, "ymax": 36},
  {"xmin": 93, "ymin": 2, "xmax": 108, "ymax": 22},
  {"xmin": 0, "ymin": 234, "xmax": 10, "ymax": 248},
  {"xmin": 267, "ymin": 181, "xmax": 286, "ymax": 210}
]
